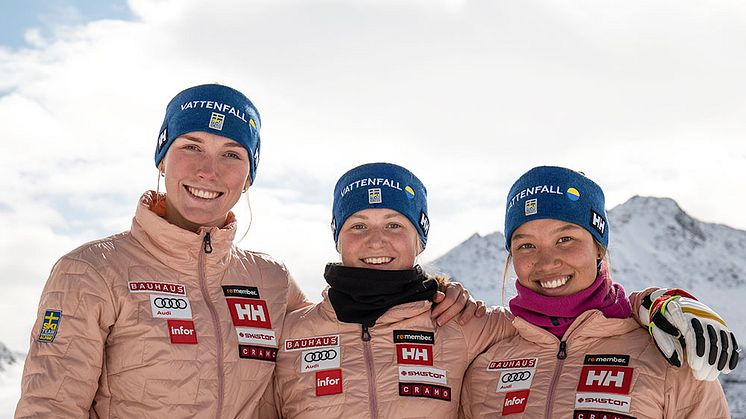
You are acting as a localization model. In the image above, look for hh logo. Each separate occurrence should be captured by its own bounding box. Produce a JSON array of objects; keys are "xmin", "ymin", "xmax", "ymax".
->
[
  {"xmin": 227, "ymin": 298, "xmax": 272, "ymax": 329},
  {"xmin": 316, "ymin": 369, "xmax": 343, "ymax": 396},
  {"xmin": 590, "ymin": 210, "xmax": 607, "ymax": 237},
  {"xmin": 502, "ymin": 389, "xmax": 530, "ymax": 415},
  {"xmin": 168, "ymin": 320, "xmax": 197, "ymax": 344},
  {"xmin": 396, "ymin": 344, "xmax": 433, "ymax": 366},
  {"xmin": 577, "ymin": 366, "xmax": 633, "ymax": 395}
]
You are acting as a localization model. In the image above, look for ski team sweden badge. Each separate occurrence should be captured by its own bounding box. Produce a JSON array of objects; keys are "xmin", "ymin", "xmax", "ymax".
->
[{"xmin": 37, "ymin": 310, "xmax": 62, "ymax": 343}]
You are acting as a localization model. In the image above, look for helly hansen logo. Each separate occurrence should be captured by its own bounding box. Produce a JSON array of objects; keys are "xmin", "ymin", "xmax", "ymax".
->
[
  {"xmin": 590, "ymin": 210, "xmax": 607, "ymax": 237},
  {"xmin": 396, "ymin": 344, "xmax": 433, "ymax": 366},
  {"xmin": 222, "ymin": 285, "xmax": 260, "ymax": 299},
  {"xmin": 168, "ymin": 320, "xmax": 197, "ymax": 344},
  {"xmin": 393, "ymin": 330, "xmax": 434, "ymax": 344},
  {"xmin": 502, "ymin": 390, "xmax": 530, "ymax": 415},
  {"xmin": 316, "ymin": 369, "xmax": 343, "ymax": 396},
  {"xmin": 577, "ymin": 366, "xmax": 633, "ymax": 395},
  {"xmin": 227, "ymin": 298, "xmax": 271, "ymax": 329},
  {"xmin": 398, "ymin": 383, "xmax": 451, "ymax": 402},
  {"xmin": 239, "ymin": 345, "xmax": 277, "ymax": 362}
]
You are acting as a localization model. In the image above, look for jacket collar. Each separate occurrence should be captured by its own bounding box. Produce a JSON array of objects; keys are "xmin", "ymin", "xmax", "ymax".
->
[
  {"xmin": 130, "ymin": 191, "xmax": 237, "ymax": 276},
  {"xmin": 513, "ymin": 309, "xmax": 639, "ymax": 345},
  {"xmin": 319, "ymin": 287, "xmax": 433, "ymax": 326}
]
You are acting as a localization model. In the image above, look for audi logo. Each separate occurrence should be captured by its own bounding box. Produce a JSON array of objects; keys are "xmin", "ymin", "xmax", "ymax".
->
[
  {"xmin": 501, "ymin": 371, "xmax": 531, "ymax": 383},
  {"xmin": 153, "ymin": 297, "xmax": 188, "ymax": 309},
  {"xmin": 304, "ymin": 349, "xmax": 338, "ymax": 362}
]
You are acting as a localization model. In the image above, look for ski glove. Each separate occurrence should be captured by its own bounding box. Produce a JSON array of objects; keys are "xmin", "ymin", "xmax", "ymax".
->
[{"xmin": 639, "ymin": 288, "xmax": 739, "ymax": 381}]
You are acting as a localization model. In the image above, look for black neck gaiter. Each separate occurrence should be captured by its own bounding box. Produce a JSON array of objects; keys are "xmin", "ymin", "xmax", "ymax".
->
[{"xmin": 324, "ymin": 263, "xmax": 438, "ymax": 327}]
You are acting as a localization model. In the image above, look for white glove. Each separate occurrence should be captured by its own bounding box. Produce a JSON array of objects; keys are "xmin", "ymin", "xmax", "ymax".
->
[{"xmin": 639, "ymin": 288, "xmax": 739, "ymax": 381}]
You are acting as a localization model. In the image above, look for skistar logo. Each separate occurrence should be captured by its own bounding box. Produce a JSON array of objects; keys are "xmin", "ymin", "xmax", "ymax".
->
[
  {"xmin": 167, "ymin": 320, "xmax": 197, "ymax": 344},
  {"xmin": 575, "ymin": 392, "xmax": 631, "ymax": 413},
  {"xmin": 398, "ymin": 366, "xmax": 447, "ymax": 385},
  {"xmin": 226, "ymin": 298, "xmax": 272, "ymax": 329},
  {"xmin": 577, "ymin": 366, "xmax": 633, "ymax": 395},
  {"xmin": 396, "ymin": 344, "xmax": 433, "ymax": 366},
  {"xmin": 315, "ymin": 369, "xmax": 343, "ymax": 396},
  {"xmin": 502, "ymin": 390, "xmax": 530, "ymax": 415}
]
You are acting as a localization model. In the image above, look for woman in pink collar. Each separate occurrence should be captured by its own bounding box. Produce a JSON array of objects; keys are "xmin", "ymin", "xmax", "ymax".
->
[{"xmin": 460, "ymin": 166, "xmax": 737, "ymax": 418}]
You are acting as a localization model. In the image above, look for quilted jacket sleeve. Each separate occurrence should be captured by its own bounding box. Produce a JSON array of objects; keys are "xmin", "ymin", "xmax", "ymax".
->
[{"xmin": 15, "ymin": 256, "xmax": 116, "ymax": 418}]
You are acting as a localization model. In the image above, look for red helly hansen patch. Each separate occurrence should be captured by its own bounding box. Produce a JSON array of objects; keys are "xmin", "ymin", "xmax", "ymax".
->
[
  {"xmin": 315, "ymin": 369, "xmax": 343, "ymax": 396},
  {"xmin": 396, "ymin": 344, "xmax": 433, "ymax": 366},
  {"xmin": 226, "ymin": 298, "xmax": 272, "ymax": 329},
  {"xmin": 168, "ymin": 320, "xmax": 197, "ymax": 344},
  {"xmin": 577, "ymin": 366, "xmax": 633, "ymax": 395},
  {"xmin": 502, "ymin": 390, "xmax": 530, "ymax": 415}
]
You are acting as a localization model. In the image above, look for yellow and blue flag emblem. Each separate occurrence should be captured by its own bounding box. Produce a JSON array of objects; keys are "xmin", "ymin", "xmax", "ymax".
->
[{"xmin": 37, "ymin": 310, "xmax": 62, "ymax": 343}]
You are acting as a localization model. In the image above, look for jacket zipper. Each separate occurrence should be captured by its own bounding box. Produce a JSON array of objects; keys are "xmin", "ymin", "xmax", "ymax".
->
[
  {"xmin": 199, "ymin": 231, "xmax": 224, "ymax": 418},
  {"xmin": 544, "ymin": 340, "xmax": 567, "ymax": 418},
  {"xmin": 361, "ymin": 325, "xmax": 379, "ymax": 419}
]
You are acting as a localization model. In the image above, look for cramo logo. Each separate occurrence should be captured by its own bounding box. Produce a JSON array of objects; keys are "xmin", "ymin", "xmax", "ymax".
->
[
  {"xmin": 317, "ymin": 376, "xmax": 340, "ymax": 387},
  {"xmin": 171, "ymin": 325, "xmax": 194, "ymax": 335}
]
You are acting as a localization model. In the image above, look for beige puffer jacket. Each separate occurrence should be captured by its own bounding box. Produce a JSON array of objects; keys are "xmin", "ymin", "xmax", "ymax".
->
[
  {"xmin": 272, "ymin": 288, "xmax": 517, "ymax": 418},
  {"xmin": 15, "ymin": 191, "xmax": 310, "ymax": 418},
  {"xmin": 460, "ymin": 309, "xmax": 730, "ymax": 419}
]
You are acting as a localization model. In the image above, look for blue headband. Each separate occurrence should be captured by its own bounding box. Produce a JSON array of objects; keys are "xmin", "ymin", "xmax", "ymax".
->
[
  {"xmin": 332, "ymin": 163, "xmax": 429, "ymax": 249},
  {"xmin": 504, "ymin": 166, "xmax": 608, "ymax": 250},
  {"xmin": 154, "ymin": 84, "xmax": 261, "ymax": 184}
]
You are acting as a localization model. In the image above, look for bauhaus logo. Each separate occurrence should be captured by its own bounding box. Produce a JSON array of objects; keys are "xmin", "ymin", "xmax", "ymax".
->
[
  {"xmin": 396, "ymin": 344, "xmax": 433, "ymax": 366},
  {"xmin": 227, "ymin": 298, "xmax": 272, "ymax": 329},
  {"xmin": 502, "ymin": 390, "xmax": 530, "ymax": 415},
  {"xmin": 167, "ymin": 320, "xmax": 197, "ymax": 344},
  {"xmin": 577, "ymin": 366, "xmax": 633, "ymax": 395},
  {"xmin": 315, "ymin": 369, "xmax": 343, "ymax": 396}
]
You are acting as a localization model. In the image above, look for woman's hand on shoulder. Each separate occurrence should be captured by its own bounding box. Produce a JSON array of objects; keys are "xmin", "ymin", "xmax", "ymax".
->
[{"xmin": 431, "ymin": 281, "xmax": 487, "ymax": 326}]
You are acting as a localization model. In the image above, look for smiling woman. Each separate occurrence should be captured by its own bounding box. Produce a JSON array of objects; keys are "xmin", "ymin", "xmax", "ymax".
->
[{"xmin": 14, "ymin": 83, "xmax": 313, "ymax": 418}]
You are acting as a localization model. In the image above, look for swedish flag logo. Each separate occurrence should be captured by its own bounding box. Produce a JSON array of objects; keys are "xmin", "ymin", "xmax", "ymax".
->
[{"xmin": 38, "ymin": 310, "xmax": 62, "ymax": 343}]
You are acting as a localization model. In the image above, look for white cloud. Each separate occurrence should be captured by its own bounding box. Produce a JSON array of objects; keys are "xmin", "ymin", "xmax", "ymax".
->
[{"xmin": 1, "ymin": 0, "xmax": 746, "ymax": 351}]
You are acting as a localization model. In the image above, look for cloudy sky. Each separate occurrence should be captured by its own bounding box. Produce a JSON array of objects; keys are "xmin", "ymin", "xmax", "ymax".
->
[{"xmin": 1, "ymin": 0, "xmax": 745, "ymax": 352}]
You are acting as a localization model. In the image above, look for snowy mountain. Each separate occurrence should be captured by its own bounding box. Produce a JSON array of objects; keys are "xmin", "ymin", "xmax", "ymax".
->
[
  {"xmin": 427, "ymin": 195, "xmax": 746, "ymax": 417},
  {"xmin": 0, "ymin": 342, "xmax": 21, "ymax": 417}
]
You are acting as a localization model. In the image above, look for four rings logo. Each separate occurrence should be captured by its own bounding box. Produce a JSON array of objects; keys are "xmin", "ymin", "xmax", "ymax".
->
[
  {"xmin": 304, "ymin": 349, "xmax": 338, "ymax": 362},
  {"xmin": 501, "ymin": 371, "xmax": 531, "ymax": 383},
  {"xmin": 150, "ymin": 294, "xmax": 192, "ymax": 319},
  {"xmin": 154, "ymin": 297, "xmax": 188, "ymax": 309},
  {"xmin": 301, "ymin": 346, "xmax": 341, "ymax": 372}
]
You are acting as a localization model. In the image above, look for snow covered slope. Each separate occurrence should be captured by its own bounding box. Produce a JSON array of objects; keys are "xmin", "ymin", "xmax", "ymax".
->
[
  {"xmin": 427, "ymin": 196, "xmax": 746, "ymax": 417},
  {"xmin": 0, "ymin": 343, "xmax": 21, "ymax": 417}
]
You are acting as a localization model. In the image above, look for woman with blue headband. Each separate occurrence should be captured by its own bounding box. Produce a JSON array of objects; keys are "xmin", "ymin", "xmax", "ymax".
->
[
  {"xmin": 460, "ymin": 166, "xmax": 736, "ymax": 418},
  {"xmin": 271, "ymin": 162, "xmax": 517, "ymax": 418},
  {"xmin": 15, "ymin": 84, "xmax": 474, "ymax": 418}
]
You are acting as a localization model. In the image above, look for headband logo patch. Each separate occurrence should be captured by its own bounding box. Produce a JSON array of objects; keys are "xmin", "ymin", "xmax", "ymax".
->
[
  {"xmin": 525, "ymin": 199, "xmax": 537, "ymax": 216},
  {"xmin": 253, "ymin": 146, "xmax": 260, "ymax": 172},
  {"xmin": 209, "ymin": 112, "xmax": 226, "ymax": 131},
  {"xmin": 405, "ymin": 186, "xmax": 415, "ymax": 199},
  {"xmin": 566, "ymin": 187, "xmax": 581, "ymax": 201},
  {"xmin": 419, "ymin": 210, "xmax": 430, "ymax": 237},
  {"xmin": 330, "ymin": 217, "xmax": 337, "ymax": 236},
  {"xmin": 368, "ymin": 188, "xmax": 382, "ymax": 204},
  {"xmin": 157, "ymin": 127, "xmax": 168, "ymax": 152},
  {"xmin": 590, "ymin": 210, "xmax": 607, "ymax": 237}
]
